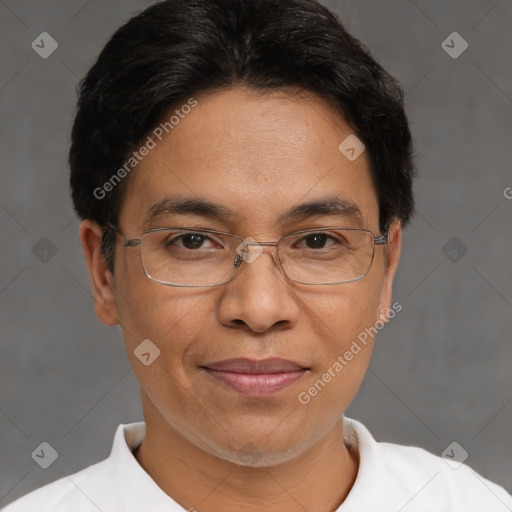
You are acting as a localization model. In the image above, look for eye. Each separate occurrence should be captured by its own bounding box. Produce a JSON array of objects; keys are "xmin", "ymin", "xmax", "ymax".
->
[
  {"xmin": 295, "ymin": 232, "xmax": 340, "ymax": 250},
  {"xmin": 165, "ymin": 232, "xmax": 218, "ymax": 250}
]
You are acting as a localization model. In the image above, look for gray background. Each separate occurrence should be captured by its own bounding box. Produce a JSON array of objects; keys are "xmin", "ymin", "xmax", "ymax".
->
[{"xmin": 1, "ymin": 0, "xmax": 511, "ymax": 506}]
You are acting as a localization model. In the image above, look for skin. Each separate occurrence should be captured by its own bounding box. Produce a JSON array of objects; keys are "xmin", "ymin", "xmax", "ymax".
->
[{"xmin": 80, "ymin": 86, "xmax": 402, "ymax": 512}]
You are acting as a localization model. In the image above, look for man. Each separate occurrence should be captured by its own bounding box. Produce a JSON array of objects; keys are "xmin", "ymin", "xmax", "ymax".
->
[{"xmin": 4, "ymin": 0, "xmax": 511, "ymax": 510}]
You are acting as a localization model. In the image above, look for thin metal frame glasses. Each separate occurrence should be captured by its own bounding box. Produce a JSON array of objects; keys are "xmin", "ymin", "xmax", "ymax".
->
[{"xmin": 107, "ymin": 223, "xmax": 387, "ymax": 287}]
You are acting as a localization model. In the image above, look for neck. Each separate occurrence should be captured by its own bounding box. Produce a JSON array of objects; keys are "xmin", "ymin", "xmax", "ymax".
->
[{"xmin": 134, "ymin": 401, "xmax": 358, "ymax": 512}]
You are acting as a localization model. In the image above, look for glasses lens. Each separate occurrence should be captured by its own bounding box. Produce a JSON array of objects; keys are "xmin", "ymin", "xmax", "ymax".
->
[
  {"xmin": 140, "ymin": 229, "xmax": 239, "ymax": 286},
  {"xmin": 278, "ymin": 229, "xmax": 375, "ymax": 284},
  {"xmin": 139, "ymin": 228, "xmax": 376, "ymax": 286}
]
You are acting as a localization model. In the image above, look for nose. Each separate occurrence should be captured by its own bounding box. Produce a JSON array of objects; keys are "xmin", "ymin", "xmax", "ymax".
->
[
  {"xmin": 233, "ymin": 240, "xmax": 281, "ymax": 267},
  {"xmin": 216, "ymin": 243, "xmax": 300, "ymax": 333}
]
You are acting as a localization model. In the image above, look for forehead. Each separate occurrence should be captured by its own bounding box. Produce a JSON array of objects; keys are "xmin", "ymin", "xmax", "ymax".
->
[{"xmin": 119, "ymin": 86, "xmax": 379, "ymax": 233}]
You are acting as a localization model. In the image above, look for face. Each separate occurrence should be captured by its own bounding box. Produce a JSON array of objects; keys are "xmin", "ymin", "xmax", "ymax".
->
[{"xmin": 82, "ymin": 86, "xmax": 401, "ymax": 467}]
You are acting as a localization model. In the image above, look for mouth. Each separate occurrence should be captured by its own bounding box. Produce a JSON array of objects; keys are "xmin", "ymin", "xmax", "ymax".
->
[{"xmin": 201, "ymin": 358, "xmax": 310, "ymax": 397}]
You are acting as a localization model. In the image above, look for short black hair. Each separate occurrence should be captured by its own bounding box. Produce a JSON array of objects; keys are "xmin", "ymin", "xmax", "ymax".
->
[{"xmin": 69, "ymin": 0, "xmax": 415, "ymax": 273}]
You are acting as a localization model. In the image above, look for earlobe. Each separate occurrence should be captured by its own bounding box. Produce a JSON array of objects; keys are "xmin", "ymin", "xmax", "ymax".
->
[{"xmin": 79, "ymin": 220, "xmax": 119, "ymax": 326}]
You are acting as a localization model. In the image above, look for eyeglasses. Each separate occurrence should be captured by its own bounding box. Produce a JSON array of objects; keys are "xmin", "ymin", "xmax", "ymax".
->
[{"xmin": 107, "ymin": 223, "xmax": 387, "ymax": 287}]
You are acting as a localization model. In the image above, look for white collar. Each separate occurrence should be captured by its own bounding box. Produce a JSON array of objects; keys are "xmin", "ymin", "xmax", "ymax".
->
[
  {"xmin": 104, "ymin": 416, "xmax": 375, "ymax": 510},
  {"xmin": 103, "ymin": 421, "xmax": 182, "ymax": 510}
]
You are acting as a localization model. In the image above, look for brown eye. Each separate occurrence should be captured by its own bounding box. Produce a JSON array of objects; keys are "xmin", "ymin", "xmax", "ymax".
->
[
  {"xmin": 176, "ymin": 233, "xmax": 207, "ymax": 249},
  {"xmin": 296, "ymin": 233, "xmax": 341, "ymax": 250}
]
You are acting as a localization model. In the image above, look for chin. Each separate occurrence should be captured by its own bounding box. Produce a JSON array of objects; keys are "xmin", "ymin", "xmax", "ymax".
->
[{"xmin": 194, "ymin": 419, "xmax": 313, "ymax": 468}]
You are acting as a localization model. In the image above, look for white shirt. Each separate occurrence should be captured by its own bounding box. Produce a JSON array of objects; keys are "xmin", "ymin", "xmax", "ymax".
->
[{"xmin": 3, "ymin": 417, "xmax": 512, "ymax": 511}]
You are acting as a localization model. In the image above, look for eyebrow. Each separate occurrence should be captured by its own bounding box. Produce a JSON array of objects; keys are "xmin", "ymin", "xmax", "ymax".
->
[{"xmin": 143, "ymin": 194, "xmax": 364, "ymax": 228}]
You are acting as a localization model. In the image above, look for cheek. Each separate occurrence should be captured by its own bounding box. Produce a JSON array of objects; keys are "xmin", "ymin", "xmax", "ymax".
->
[
  {"xmin": 307, "ymin": 273, "xmax": 383, "ymax": 349},
  {"xmin": 322, "ymin": 291, "xmax": 378, "ymax": 373},
  {"xmin": 114, "ymin": 279, "xmax": 210, "ymax": 411},
  {"xmin": 298, "ymin": 277, "xmax": 383, "ymax": 407},
  {"xmin": 113, "ymin": 259, "xmax": 209, "ymax": 363}
]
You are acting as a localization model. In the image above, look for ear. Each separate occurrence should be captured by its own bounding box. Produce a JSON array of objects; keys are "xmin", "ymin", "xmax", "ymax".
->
[
  {"xmin": 376, "ymin": 220, "xmax": 402, "ymax": 322},
  {"xmin": 79, "ymin": 220, "xmax": 119, "ymax": 326}
]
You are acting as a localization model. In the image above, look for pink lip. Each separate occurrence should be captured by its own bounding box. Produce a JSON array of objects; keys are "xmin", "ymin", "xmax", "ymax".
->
[{"xmin": 202, "ymin": 358, "xmax": 309, "ymax": 397}]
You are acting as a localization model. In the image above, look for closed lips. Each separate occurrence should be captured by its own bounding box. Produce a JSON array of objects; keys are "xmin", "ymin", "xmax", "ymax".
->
[
  {"xmin": 202, "ymin": 358, "xmax": 309, "ymax": 374},
  {"xmin": 201, "ymin": 358, "xmax": 310, "ymax": 397}
]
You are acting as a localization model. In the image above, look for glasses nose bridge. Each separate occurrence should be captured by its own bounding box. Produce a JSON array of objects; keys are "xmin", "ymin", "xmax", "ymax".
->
[
  {"xmin": 247, "ymin": 241, "xmax": 278, "ymax": 247},
  {"xmin": 235, "ymin": 239, "xmax": 281, "ymax": 268}
]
